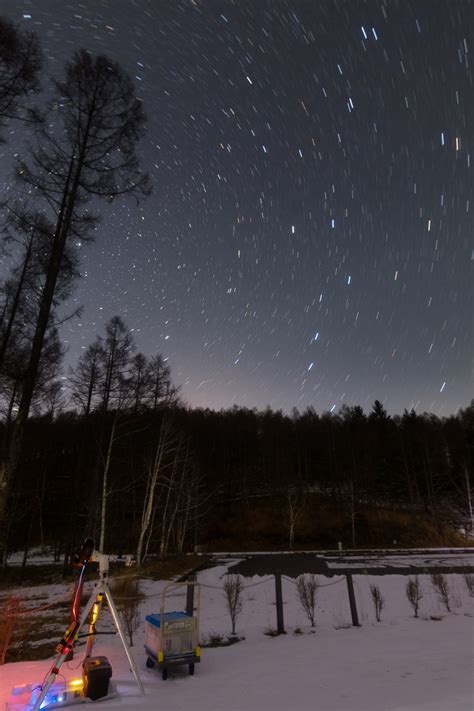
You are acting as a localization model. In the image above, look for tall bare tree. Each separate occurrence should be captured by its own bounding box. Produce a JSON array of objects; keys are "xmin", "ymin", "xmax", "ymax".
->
[
  {"xmin": 129, "ymin": 353, "xmax": 149, "ymax": 413},
  {"xmin": 0, "ymin": 50, "xmax": 150, "ymax": 561},
  {"xmin": 1, "ymin": 325, "xmax": 64, "ymax": 428},
  {"xmin": 285, "ymin": 481, "xmax": 307, "ymax": 550},
  {"xmin": 136, "ymin": 417, "xmax": 175, "ymax": 567},
  {"xmin": 147, "ymin": 353, "xmax": 180, "ymax": 409},
  {"xmin": 0, "ymin": 17, "xmax": 41, "ymax": 140},
  {"xmin": 174, "ymin": 466, "xmax": 212, "ymax": 554},
  {"xmin": 85, "ymin": 317, "xmax": 134, "ymax": 540},
  {"xmin": 69, "ymin": 338, "xmax": 104, "ymax": 416},
  {"xmin": 0, "ymin": 208, "xmax": 77, "ymax": 456},
  {"xmin": 98, "ymin": 316, "xmax": 134, "ymax": 413},
  {"xmin": 1, "ymin": 208, "xmax": 79, "ymax": 368}
]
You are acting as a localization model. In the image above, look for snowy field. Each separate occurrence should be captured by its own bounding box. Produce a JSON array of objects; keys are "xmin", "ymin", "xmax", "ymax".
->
[
  {"xmin": 326, "ymin": 552, "xmax": 474, "ymax": 569},
  {"xmin": 1, "ymin": 562, "xmax": 473, "ymax": 711}
]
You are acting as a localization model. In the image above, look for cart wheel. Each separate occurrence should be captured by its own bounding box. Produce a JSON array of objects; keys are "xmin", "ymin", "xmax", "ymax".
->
[
  {"xmin": 189, "ymin": 664, "xmax": 195, "ymax": 676},
  {"xmin": 146, "ymin": 657, "xmax": 155, "ymax": 669},
  {"xmin": 162, "ymin": 668, "xmax": 168, "ymax": 680}
]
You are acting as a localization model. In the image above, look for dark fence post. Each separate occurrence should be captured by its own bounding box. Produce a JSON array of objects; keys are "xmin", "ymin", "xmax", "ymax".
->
[
  {"xmin": 186, "ymin": 574, "xmax": 196, "ymax": 616},
  {"xmin": 274, "ymin": 572, "xmax": 285, "ymax": 634},
  {"xmin": 345, "ymin": 573, "xmax": 360, "ymax": 626}
]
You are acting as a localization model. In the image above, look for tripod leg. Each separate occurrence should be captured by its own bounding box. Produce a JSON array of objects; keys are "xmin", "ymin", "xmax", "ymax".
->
[
  {"xmin": 67, "ymin": 563, "xmax": 87, "ymax": 661},
  {"xmin": 104, "ymin": 589, "xmax": 145, "ymax": 696},
  {"xmin": 32, "ymin": 590, "xmax": 98, "ymax": 711},
  {"xmin": 85, "ymin": 591, "xmax": 104, "ymax": 658}
]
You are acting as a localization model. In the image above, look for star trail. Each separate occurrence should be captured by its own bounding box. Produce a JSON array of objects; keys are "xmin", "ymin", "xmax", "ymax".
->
[{"xmin": 0, "ymin": 0, "xmax": 472, "ymax": 415}]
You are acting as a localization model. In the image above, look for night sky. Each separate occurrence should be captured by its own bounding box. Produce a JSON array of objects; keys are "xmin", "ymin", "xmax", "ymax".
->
[{"xmin": 1, "ymin": 0, "xmax": 472, "ymax": 415}]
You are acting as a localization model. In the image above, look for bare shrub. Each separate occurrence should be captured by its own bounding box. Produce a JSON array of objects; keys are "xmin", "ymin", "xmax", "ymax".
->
[
  {"xmin": 296, "ymin": 574, "xmax": 319, "ymax": 627},
  {"xmin": 430, "ymin": 573, "xmax": 451, "ymax": 612},
  {"xmin": 202, "ymin": 632, "xmax": 223, "ymax": 647},
  {"xmin": 201, "ymin": 633, "xmax": 241, "ymax": 648},
  {"xmin": 451, "ymin": 590, "xmax": 462, "ymax": 609},
  {"xmin": 111, "ymin": 576, "xmax": 144, "ymax": 647},
  {"xmin": 263, "ymin": 627, "xmax": 280, "ymax": 637},
  {"xmin": 370, "ymin": 584, "xmax": 385, "ymax": 622},
  {"xmin": 0, "ymin": 596, "xmax": 21, "ymax": 664},
  {"xmin": 464, "ymin": 573, "xmax": 474, "ymax": 597},
  {"xmin": 223, "ymin": 574, "xmax": 244, "ymax": 635},
  {"xmin": 333, "ymin": 622, "xmax": 351, "ymax": 630},
  {"xmin": 406, "ymin": 577, "xmax": 423, "ymax": 618}
]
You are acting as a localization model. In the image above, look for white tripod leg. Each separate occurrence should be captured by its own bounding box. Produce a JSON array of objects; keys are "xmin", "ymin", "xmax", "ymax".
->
[
  {"xmin": 104, "ymin": 588, "xmax": 145, "ymax": 696},
  {"xmin": 32, "ymin": 589, "xmax": 98, "ymax": 711}
]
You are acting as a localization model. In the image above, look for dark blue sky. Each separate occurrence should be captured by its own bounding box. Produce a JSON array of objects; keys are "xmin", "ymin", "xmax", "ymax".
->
[{"xmin": 1, "ymin": 0, "xmax": 472, "ymax": 414}]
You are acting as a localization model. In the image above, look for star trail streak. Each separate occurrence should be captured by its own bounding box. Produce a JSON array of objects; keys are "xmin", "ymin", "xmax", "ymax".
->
[{"xmin": 0, "ymin": 0, "xmax": 472, "ymax": 415}]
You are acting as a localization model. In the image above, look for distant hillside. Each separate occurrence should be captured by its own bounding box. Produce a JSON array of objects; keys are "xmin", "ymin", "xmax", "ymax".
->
[{"xmin": 205, "ymin": 493, "xmax": 470, "ymax": 551}]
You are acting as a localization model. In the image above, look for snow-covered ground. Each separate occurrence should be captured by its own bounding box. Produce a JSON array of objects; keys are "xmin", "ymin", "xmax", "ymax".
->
[
  {"xmin": 1, "ymin": 563, "xmax": 473, "ymax": 710},
  {"xmin": 326, "ymin": 552, "xmax": 474, "ymax": 569}
]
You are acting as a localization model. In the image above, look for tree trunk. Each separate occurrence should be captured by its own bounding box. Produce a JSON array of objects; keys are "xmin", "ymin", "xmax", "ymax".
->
[
  {"xmin": 143, "ymin": 500, "xmax": 160, "ymax": 564},
  {"xmin": 350, "ymin": 480, "xmax": 356, "ymax": 548},
  {"xmin": 85, "ymin": 364, "xmax": 97, "ymax": 417},
  {"xmin": 0, "ymin": 226, "xmax": 35, "ymax": 367},
  {"xmin": 0, "ymin": 146, "xmax": 83, "ymax": 561},
  {"xmin": 102, "ymin": 337, "xmax": 116, "ymax": 413},
  {"xmin": 38, "ymin": 464, "xmax": 47, "ymax": 552},
  {"xmin": 98, "ymin": 415, "xmax": 118, "ymax": 553},
  {"xmin": 2, "ymin": 382, "xmax": 18, "ymax": 452},
  {"xmin": 464, "ymin": 464, "xmax": 473, "ymax": 533},
  {"xmin": 159, "ymin": 466, "xmax": 174, "ymax": 559},
  {"xmin": 136, "ymin": 421, "xmax": 169, "ymax": 566},
  {"xmin": 153, "ymin": 366, "xmax": 161, "ymax": 410},
  {"xmin": 163, "ymin": 445, "xmax": 188, "ymax": 555},
  {"xmin": 176, "ymin": 488, "xmax": 192, "ymax": 553},
  {"xmin": 19, "ymin": 513, "xmax": 33, "ymax": 586},
  {"xmin": 289, "ymin": 521, "xmax": 294, "ymax": 550},
  {"xmin": 400, "ymin": 437, "xmax": 414, "ymax": 505}
]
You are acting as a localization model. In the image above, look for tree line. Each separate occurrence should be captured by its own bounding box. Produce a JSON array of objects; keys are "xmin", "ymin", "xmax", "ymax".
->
[{"xmin": 0, "ymin": 392, "xmax": 472, "ymax": 567}]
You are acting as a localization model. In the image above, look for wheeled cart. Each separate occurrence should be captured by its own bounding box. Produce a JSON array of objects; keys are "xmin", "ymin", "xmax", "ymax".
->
[{"xmin": 144, "ymin": 581, "xmax": 201, "ymax": 679}]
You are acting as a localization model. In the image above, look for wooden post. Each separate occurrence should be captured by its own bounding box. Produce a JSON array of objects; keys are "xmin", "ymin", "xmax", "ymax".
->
[
  {"xmin": 186, "ymin": 574, "xmax": 196, "ymax": 616},
  {"xmin": 274, "ymin": 572, "xmax": 285, "ymax": 634},
  {"xmin": 345, "ymin": 573, "xmax": 360, "ymax": 626}
]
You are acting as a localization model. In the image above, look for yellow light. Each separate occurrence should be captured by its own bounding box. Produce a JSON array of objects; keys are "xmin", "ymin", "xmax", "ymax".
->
[
  {"xmin": 91, "ymin": 602, "xmax": 100, "ymax": 624},
  {"xmin": 69, "ymin": 679, "xmax": 83, "ymax": 687}
]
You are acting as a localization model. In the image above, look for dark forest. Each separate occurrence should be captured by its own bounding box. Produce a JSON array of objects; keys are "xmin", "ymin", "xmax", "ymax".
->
[{"xmin": 1, "ymin": 366, "xmax": 473, "ymax": 566}]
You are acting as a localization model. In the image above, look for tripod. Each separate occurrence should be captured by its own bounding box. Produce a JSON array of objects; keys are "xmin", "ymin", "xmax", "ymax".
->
[{"xmin": 32, "ymin": 549, "xmax": 145, "ymax": 711}]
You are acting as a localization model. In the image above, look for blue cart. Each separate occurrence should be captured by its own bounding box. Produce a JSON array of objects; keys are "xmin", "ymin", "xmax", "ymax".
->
[{"xmin": 144, "ymin": 582, "xmax": 201, "ymax": 680}]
